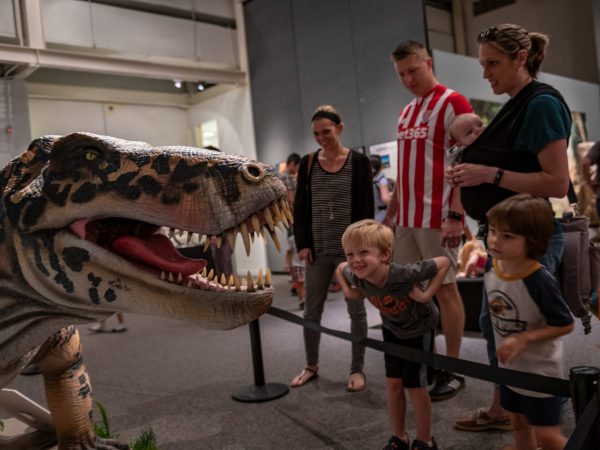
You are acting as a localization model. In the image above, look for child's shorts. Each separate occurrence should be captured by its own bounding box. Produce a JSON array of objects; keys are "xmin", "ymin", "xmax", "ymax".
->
[
  {"xmin": 291, "ymin": 266, "xmax": 305, "ymax": 283},
  {"xmin": 499, "ymin": 384, "xmax": 564, "ymax": 426},
  {"xmin": 382, "ymin": 326, "xmax": 434, "ymax": 388}
]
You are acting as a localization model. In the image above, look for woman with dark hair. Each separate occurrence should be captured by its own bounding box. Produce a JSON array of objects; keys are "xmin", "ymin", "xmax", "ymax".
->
[
  {"xmin": 291, "ymin": 104, "xmax": 374, "ymax": 392},
  {"xmin": 446, "ymin": 24, "xmax": 571, "ymax": 442}
]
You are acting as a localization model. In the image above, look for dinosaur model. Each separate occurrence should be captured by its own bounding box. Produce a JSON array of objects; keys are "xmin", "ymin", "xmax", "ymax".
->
[{"xmin": 0, "ymin": 133, "xmax": 290, "ymax": 449}]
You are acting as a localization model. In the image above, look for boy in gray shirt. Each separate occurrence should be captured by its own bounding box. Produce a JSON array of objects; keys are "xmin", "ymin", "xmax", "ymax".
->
[{"xmin": 337, "ymin": 219, "xmax": 450, "ymax": 450}]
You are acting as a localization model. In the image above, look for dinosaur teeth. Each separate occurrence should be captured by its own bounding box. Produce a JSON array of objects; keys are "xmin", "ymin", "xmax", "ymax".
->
[
  {"xmin": 240, "ymin": 223, "xmax": 252, "ymax": 256},
  {"xmin": 267, "ymin": 227, "xmax": 281, "ymax": 252},
  {"xmin": 257, "ymin": 269, "xmax": 263, "ymax": 290},
  {"xmin": 251, "ymin": 214, "xmax": 261, "ymax": 234},
  {"xmin": 246, "ymin": 271, "xmax": 255, "ymax": 293},
  {"xmin": 226, "ymin": 230, "xmax": 236, "ymax": 250},
  {"xmin": 265, "ymin": 268, "xmax": 272, "ymax": 287},
  {"xmin": 263, "ymin": 206, "xmax": 275, "ymax": 231},
  {"xmin": 281, "ymin": 199, "xmax": 294, "ymax": 224}
]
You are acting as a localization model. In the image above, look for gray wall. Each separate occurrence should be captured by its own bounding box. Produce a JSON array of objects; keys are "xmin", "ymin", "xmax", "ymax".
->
[
  {"xmin": 461, "ymin": 0, "xmax": 599, "ymax": 84},
  {"xmin": 244, "ymin": 0, "xmax": 427, "ymax": 165}
]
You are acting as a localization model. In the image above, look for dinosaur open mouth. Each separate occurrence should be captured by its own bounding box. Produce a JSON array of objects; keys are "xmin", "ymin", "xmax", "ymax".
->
[{"xmin": 68, "ymin": 198, "xmax": 292, "ymax": 291}]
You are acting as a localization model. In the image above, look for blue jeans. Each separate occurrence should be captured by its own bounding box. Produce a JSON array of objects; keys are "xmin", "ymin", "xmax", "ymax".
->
[{"xmin": 479, "ymin": 220, "xmax": 565, "ymax": 366}]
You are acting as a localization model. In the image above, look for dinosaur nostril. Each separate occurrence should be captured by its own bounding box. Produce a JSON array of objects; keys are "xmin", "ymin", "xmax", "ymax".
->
[{"xmin": 242, "ymin": 163, "xmax": 264, "ymax": 183}]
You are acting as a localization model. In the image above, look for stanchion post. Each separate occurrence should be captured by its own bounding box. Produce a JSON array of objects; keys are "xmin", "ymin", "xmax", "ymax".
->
[
  {"xmin": 249, "ymin": 318, "xmax": 265, "ymax": 386},
  {"xmin": 569, "ymin": 366, "xmax": 600, "ymax": 449},
  {"xmin": 231, "ymin": 318, "xmax": 289, "ymax": 403}
]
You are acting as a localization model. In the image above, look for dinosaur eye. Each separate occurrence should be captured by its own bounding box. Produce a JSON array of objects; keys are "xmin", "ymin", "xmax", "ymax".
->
[
  {"xmin": 84, "ymin": 150, "xmax": 102, "ymax": 161},
  {"xmin": 242, "ymin": 163, "xmax": 265, "ymax": 183}
]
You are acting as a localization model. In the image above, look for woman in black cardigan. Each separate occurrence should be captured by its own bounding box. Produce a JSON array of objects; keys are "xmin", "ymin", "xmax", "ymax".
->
[{"xmin": 290, "ymin": 104, "xmax": 374, "ymax": 392}]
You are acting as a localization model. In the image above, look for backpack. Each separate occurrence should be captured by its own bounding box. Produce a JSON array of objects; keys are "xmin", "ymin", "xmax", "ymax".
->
[{"xmin": 557, "ymin": 184, "xmax": 600, "ymax": 334}]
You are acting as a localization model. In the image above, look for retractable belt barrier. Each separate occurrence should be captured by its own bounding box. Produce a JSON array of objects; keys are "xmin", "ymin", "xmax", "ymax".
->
[
  {"xmin": 265, "ymin": 306, "xmax": 600, "ymax": 448},
  {"xmin": 268, "ymin": 306, "xmax": 570, "ymax": 397}
]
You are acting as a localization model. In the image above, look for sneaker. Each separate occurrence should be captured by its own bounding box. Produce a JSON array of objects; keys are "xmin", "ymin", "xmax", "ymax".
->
[
  {"xmin": 383, "ymin": 435, "xmax": 409, "ymax": 450},
  {"xmin": 411, "ymin": 437, "xmax": 438, "ymax": 450},
  {"xmin": 429, "ymin": 370, "xmax": 465, "ymax": 401},
  {"xmin": 454, "ymin": 407, "xmax": 513, "ymax": 431},
  {"xmin": 89, "ymin": 322, "xmax": 107, "ymax": 333},
  {"xmin": 112, "ymin": 324, "xmax": 127, "ymax": 332}
]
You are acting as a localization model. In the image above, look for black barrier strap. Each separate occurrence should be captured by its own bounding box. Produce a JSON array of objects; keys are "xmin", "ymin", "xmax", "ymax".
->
[
  {"xmin": 267, "ymin": 306, "xmax": 571, "ymax": 398},
  {"xmin": 564, "ymin": 391, "xmax": 599, "ymax": 450}
]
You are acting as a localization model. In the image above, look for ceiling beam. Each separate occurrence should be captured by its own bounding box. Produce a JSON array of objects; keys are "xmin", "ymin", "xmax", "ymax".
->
[{"xmin": 0, "ymin": 43, "xmax": 245, "ymax": 84}]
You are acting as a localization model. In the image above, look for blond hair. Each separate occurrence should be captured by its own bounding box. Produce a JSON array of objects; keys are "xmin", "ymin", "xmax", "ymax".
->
[
  {"xmin": 477, "ymin": 23, "xmax": 549, "ymax": 78},
  {"xmin": 341, "ymin": 219, "xmax": 394, "ymax": 260}
]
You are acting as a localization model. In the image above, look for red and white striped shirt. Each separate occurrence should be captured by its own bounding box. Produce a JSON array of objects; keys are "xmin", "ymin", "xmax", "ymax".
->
[{"xmin": 395, "ymin": 84, "xmax": 472, "ymax": 229}]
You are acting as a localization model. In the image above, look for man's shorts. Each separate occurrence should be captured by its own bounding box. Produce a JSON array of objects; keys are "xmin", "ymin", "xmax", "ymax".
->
[
  {"xmin": 382, "ymin": 326, "xmax": 434, "ymax": 388},
  {"xmin": 500, "ymin": 384, "xmax": 564, "ymax": 426},
  {"xmin": 392, "ymin": 227, "xmax": 458, "ymax": 284}
]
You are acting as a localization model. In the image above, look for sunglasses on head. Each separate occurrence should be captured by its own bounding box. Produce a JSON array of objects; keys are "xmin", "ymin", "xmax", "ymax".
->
[{"xmin": 477, "ymin": 26, "xmax": 521, "ymax": 49}]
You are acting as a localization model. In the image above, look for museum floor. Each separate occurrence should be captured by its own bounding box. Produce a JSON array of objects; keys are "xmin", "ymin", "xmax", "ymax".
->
[{"xmin": 7, "ymin": 274, "xmax": 599, "ymax": 450}]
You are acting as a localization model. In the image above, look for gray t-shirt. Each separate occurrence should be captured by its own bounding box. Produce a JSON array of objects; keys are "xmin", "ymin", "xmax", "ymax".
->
[{"xmin": 343, "ymin": 260, "xmax": 439, "ymax": 338}]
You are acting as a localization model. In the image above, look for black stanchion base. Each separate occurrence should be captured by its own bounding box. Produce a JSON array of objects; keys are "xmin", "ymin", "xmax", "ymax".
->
[{"xmin": 232, "ymin": 383, "xmax": 289, "ymax": 403}]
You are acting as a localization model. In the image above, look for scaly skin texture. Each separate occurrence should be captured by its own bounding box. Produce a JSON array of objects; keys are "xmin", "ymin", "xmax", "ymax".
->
[{"xmin": 0, "ymin": 133, "xmax": 290, "ymax": 449}]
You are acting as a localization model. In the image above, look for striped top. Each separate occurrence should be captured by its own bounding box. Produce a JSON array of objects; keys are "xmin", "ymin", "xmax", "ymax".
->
[
  {"xmin": 311, "ymin": 153, "xmax": 353, "ymax": 256},
  {"xmin": 395, "ymin": 84, "xmax": 472, "ymax": 228}
]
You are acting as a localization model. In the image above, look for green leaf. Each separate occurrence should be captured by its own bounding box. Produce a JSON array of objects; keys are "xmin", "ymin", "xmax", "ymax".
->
[{"xmin": 92, "ymin": 401, "xmax": 112, "ymax": 438}]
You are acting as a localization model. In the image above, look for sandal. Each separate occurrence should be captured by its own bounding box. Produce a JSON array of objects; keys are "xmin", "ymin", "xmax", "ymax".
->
[
  {"xmin": 290, "ymin": 366, "xmax": 318, "ymax": 387},
  {"xmin": 347, "ymin": 372, "xmax": 366, "ymax": 392}
]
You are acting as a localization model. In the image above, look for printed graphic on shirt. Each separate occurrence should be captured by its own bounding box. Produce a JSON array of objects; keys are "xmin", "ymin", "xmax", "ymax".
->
[
  {"xmin": 488, "ymin": 289, "xmax": 527, "ymax": 336},
  {"xmin": 368, "ymin": 295, "xmax": 411, "ymax": 316}
]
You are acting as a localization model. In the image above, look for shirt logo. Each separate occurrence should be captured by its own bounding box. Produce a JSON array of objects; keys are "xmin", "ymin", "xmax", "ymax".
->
[
  {"xmin": 368, "ymin": 295, "xmax": 410, "ymax": 315},
  {"xmin": 398, "ymin": 126, "xmax": 428, "ymax": 140}
]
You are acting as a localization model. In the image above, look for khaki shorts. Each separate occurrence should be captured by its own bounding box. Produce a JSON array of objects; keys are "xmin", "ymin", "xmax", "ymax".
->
[{"xmin": 392, "ymin": 227, "xmax": 458, "ymax": 284}]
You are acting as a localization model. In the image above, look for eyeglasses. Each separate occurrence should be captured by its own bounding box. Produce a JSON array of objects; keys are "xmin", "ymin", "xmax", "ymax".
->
[{"xmin": 477, "ymin": 26, "xmax": 521, "ymax": 49}]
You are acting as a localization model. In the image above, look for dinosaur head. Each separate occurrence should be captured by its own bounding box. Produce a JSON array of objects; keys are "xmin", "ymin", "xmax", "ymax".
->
[{"xmin": 1, "ymin": 133, "xmax": 290, "ymax": 330}]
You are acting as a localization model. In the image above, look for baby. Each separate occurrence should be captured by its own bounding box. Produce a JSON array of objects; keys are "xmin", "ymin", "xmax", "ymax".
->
[{"xmin": 447, "ymin": 113, "xmax": 485, "ymax": 164}]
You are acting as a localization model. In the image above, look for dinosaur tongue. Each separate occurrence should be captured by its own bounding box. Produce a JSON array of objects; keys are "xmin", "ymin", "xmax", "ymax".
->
[{"xmin": 112, "ymin": 234, "xmax": 206, "ymax": 276}]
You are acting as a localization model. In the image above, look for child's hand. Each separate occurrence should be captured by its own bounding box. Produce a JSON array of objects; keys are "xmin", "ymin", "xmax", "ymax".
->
[
  {"xmin": 496, "ymin": 335, "xmax": 527, "ymax": 364},
  {"xmin": 335, "ymin": 262, "xmax": 364, "ymax": 301}
]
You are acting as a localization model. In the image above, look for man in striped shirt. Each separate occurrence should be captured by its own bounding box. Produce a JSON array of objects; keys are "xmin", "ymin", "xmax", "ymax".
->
[{"xmin": 383, "ymin": 41, "xmax": 473, "ymax": 404}]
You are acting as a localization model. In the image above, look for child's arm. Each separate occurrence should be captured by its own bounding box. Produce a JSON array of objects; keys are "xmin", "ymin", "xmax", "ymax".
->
[
  {"xmin": 496, "ymin": 323, "xmax": 574, "ymax": 364},
  {"xmin": 335, "ymin": 262, "xmax": 365, "ymax": 301},
  {"xmin": 408, "ymin": 256, "xmax": 451, "ymax": 303}
]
